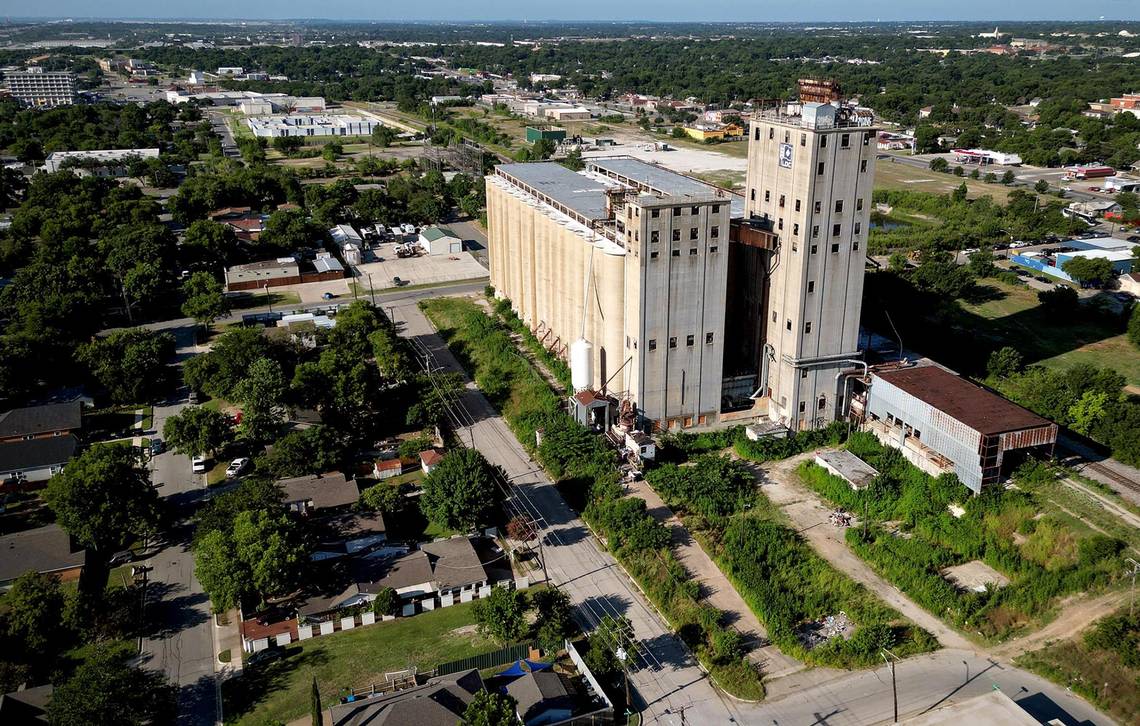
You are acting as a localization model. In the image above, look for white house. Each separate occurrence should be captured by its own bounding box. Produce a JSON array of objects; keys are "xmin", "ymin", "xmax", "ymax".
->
[{"xmin": 417, "ymin": 226, "xmax": 463, "ymax": 255}]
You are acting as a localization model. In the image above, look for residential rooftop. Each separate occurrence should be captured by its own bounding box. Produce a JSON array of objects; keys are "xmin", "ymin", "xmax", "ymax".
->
[
  {"xmin": 0, "ymin": 435, "xmax": 78, "ymax": 472},
  {"xmin": 0, "ymin": 524, "xmax": 85, "ymax": 584},
  {"xmin": 0, "ymin": 401, "xmax": 82, "ymax": 438},
  {"xmin": 278, "ymin": 472, "xmax": 358, "ymax": 511}
]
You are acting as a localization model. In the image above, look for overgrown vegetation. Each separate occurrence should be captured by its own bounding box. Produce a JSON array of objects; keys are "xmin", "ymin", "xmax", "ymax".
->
[
  {"xmin": 420, "ymin": 295, "xmax": 766, "ymax": 699},
  {"xmin": 796, "ymin": 433, "xmax": 1126, "ymax": 641},
  {"xmin": 1016, "ymin": 609, "xmax": 1140, "ymax": 725},
  {"xmin": 647, "ymin": 455, "xmax": 936, "ymax": 668}
]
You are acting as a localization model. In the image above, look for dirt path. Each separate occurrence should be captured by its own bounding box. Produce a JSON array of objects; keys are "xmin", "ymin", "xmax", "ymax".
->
[
  {"xmin": 755, "ymin": 451, "xmax": 979, "ymax": 652},
  {"xmin": 1061, "ymin": 476, "xmax": 1140, "ymax": 531},
  {"xmin": 992, "ymin": 590, "xmax": 1129, "ymax": 658},
  {"xmin": 623, "ymin": 478, "xmax": 810, "ymax": 680}
]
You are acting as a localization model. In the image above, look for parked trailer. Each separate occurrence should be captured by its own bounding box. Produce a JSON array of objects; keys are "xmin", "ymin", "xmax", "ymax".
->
[{"xmin": 1064, "ymin": 165, "xmax": 1115, "ymax": 180}]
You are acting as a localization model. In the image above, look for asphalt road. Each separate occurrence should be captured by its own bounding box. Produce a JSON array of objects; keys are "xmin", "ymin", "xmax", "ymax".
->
[
  {"xmin": 138, "ymin": 325, "xmax": 219, "ymax": 726},
  {"xmin": 394, "ymin": 291, "xmax": 1113, "ymax": 726}
]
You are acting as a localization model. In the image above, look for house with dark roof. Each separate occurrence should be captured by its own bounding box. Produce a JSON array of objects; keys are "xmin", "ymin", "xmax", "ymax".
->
[
  {"xmin": 329, "ymin": 669, "xmax": 484, "ymax": 726},
  {"xmin": 296, "ymin": 536, "xmax": 491, "ymax": 620},
  {"xmin": 0, "ymin": 684, "xmax": 52, "ymax": 725},
  {"xmin": 0, "ymin": 435, "xmax": 78, "ymax": 486},
  {"xmin": 0, "ymin": 401, "xmax": 82, "ymax": 443},
  {"xmin": 278, "ymin": 472, "xmax": 359, "ymax": 514},
  {"xmin": 0, "ymin": 524, "xmax": 86, "ymax": 589},
  {"xmin": 506, "ymin": 671, "xmax": 575, "ymax": 726},
  {"xmin": 310, "ymin": 511, "xmax": 389, "ymax": 561},
  {"xmin": 856, "ymin": 364, "xmax": 1058, "ymax": 492}
]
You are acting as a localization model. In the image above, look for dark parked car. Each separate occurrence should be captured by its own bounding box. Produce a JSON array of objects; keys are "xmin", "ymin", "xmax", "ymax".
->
[
  {"xmin": 150, "ymin": 439, "xmax": 165, "ymax": 456},
  {"xmin": 392, "ymin": 276, "xmax": 403, "ymax": 286},
  {"xmin": 247, "ymin": 647, "xmax": 284, "ymax": 667}
]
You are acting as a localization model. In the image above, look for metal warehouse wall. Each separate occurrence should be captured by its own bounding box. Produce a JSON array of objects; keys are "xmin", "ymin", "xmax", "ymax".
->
[{"xmin": 866, "ymin": 376, "xmax": 985, "ymax": 492}]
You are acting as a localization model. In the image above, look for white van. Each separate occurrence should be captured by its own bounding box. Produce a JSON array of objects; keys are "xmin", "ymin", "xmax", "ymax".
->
[{"xmin": 191, "ymin": 455, "xmax": 207, "ymax": 474}]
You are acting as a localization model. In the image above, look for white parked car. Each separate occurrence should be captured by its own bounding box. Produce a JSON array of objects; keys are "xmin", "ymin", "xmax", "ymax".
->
[
  {"xmin": 225, "ymin": 457, "xmax": 250, "ymax": 478},
  {"xmin": 191, "ymin": 455, "xmax": 207, "ymax": 474}
]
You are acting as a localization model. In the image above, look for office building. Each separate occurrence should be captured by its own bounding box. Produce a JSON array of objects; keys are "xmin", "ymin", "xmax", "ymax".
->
[
  {"xmin": 246, "ymin": 113, "xmax": 379, "ymax": 138},
  {"xmin": 4, "ymin": 67, "xmax": 75, "ymax": 107},
  {"xmin": 487, "ymin": 80, "xmax": 876, "ymax": 432},
  {"xmin": 741, "ymin": 84, "xmax": 878, "ymax": 429}
]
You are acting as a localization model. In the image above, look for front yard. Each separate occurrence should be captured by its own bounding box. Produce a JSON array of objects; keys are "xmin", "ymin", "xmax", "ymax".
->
[{"xmin": 222, "ymin": 601, "xmax": 493, "ymax": 726}]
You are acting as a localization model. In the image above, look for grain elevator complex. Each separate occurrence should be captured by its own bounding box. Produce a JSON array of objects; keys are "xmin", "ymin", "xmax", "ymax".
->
[{"xmin": 487, "ymin": 81, "xmax": 879, "ymax": 432}]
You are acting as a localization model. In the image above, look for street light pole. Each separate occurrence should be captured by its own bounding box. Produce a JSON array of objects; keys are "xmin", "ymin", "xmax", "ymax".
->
[
  {"xmin": 882, "ymin": 649, "xmax": 900, "ymax": 723},
  {"xmin": 263, "ymin": 282, "xmax": 273, "ymax": 313},
  {"xmin": 367, "ymin": 272, "xmax": 376, "ymax": 306},
  {"xmin": 1126, "ymin": 558, "xmax": 1140, "ymax": 617}
]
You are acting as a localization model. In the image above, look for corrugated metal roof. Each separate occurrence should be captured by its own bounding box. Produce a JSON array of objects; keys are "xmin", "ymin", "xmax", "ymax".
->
[{"xmin": 873, "ymin": 365, "xmax": 1052, "ymax": 435}]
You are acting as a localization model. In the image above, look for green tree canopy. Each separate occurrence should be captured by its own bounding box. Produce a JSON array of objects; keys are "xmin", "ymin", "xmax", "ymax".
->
[
  {"xmin": 181, "ymin": 271, "xmax": 231, "ymax": 327},
  {"xmin": 195, "ymin": 508, "xmax": 307, "ymax": 610},
  {"xmin": 461, "ymin": 690, "xmax": 518, "ymax": 726},
  {"xmin": 162, "ymin": 405, "xmax": 231, "ymax": 457},
  {"xmin": 45, "ymin": 444, "xmax": 161, "ymax": 557},
  {"xmin": 1061, "ymin": 256, "xmax": 1116, "ymax": 286},
  {"xmin": 76, "ymin": 327, "xmax": 174, "ymax": 404},
  {"xmin": 183, "ymin": 326, "xmax": 271, "ymax": 399},
  {"xmin": 472, "ymin": 586, "xmax": 528, "ymax": 644},
  {"xmin": 4, "ymin": 571, "xmax": 68, "ymax": 659},
  {"xmin": 420, "ymin": 448, "xmax": 500, "ymax": 531},
  {"xmin": 233, "ymin": 357, "xmax": 288, "ymax": 442},
  {"xmin": 48, "ymin": 646, "xmax": 176, "ymax": 726}
]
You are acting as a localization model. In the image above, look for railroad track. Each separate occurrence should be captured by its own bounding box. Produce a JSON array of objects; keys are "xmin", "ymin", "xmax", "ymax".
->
[{"xmin": 1082, "ymin": 461, "xmax": 1140, "ymax": 496}]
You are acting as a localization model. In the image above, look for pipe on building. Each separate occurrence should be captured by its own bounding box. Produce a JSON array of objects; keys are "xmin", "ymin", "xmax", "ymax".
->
[
  {"xmin": 834, "ymin": 360, "xmax": 869, "ymax": 419},
  {"xmin": 750, "ymin": 343, "xmax": 776, "ymax": 399}
]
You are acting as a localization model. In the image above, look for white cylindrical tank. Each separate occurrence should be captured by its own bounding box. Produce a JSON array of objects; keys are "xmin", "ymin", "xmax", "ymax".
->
[{"xmin": 570, "ymin": 338, "xmax": 594, "ymax": 391}]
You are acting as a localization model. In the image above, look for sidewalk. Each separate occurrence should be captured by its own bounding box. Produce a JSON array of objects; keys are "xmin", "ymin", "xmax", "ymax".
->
[{"xmin": 624, "ymin": 478, "xmax": 806, "ymax": 679}]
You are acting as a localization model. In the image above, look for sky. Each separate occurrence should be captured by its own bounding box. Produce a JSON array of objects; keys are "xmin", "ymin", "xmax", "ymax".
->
[{"xmin": 9, "ymin": 0, "xmax": 1140, "ymax": 23}]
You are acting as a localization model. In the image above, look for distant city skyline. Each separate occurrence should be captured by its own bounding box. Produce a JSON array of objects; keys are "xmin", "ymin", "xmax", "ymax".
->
[{"xmin": 8, "ymin": 1, "xmax": 1140, "ymax": 23}]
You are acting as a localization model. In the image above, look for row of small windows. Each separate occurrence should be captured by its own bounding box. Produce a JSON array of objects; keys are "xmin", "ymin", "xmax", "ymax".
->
[
  {"xmin": 756, "ymin": 127, "xmax": 872, "ymax": 149},
  {"xmin": 753, "ymin": 192, "xmax": 865, "ymax": 215},
  {"xmin": 647, "ymin": 333, "xmax": 715, "ymax": 351},
  {"xmin": 649, "ymin": 226, "xmax": 720, "ymax": 243},
  {"xmin": 648, "ymin": 204, "xmax": 722, "ymax": 219},
  {"xmin": 648, "ymin": 245, "xmax": 720, "ymax": 259}
]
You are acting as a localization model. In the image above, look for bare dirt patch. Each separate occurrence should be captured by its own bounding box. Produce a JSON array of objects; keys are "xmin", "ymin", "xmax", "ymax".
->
[{"xmin": 941, "ymin": 560, "xmax": 1011, "ymax": 593}]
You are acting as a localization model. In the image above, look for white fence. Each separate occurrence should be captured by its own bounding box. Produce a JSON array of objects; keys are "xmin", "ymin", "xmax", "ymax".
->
[{"xmin": 243, "ymin": 576, "xmax": 530, "ymax": 652}]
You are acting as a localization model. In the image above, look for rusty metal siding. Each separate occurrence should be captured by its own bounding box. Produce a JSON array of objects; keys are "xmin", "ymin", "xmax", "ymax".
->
[{"xmin": 999, "ymin": 425, "xmax": 1058, "ymax": 451}]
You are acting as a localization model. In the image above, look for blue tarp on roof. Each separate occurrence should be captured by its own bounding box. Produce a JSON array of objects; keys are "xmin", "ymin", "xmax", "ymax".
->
[{"xmin": 497, "ymin": 659, "xmax": 553, "ymax": 678}]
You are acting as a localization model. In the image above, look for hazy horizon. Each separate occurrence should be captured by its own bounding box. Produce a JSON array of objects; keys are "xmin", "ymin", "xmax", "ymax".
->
[{"xmin": 7, "ymin": 0, "xmax": 1140, "ymax": 24}]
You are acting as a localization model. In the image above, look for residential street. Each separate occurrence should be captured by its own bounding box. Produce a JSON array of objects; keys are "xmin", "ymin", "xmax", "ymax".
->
[
  {"xmin": 393, "ymin": 293, "xmax": 1114, "ymax": 726},
  {"xmin": 138, "ymin": 325, "xmax": 219, "ymax": 726}
]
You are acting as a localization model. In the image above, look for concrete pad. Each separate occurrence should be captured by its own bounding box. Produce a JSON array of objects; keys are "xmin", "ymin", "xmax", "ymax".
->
[
  {"xmin": 941, "ymin": 560, "xmax": 1010, "ymax": 593},
  {"xmin": 354, "ymin": 250, "xmax": 487, "ymax": 291}
]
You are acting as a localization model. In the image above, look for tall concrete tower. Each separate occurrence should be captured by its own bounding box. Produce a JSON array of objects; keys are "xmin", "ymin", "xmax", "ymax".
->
[{"xmin": 742, "ymin": 82, "xmax": 878, "ymax": 430}]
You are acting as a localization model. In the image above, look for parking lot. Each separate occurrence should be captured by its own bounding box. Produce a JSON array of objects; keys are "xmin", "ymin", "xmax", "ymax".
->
[{"xmin": 353, "ymin": 248, "xmax": 488, "ymax": 292}]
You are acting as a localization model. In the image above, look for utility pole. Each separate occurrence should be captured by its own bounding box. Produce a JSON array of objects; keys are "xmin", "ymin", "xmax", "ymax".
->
[
  {"xmin": 882, "ymin": 648, "xmax": 900, "ymax": 724},
  {"xmin": 1126, "ymin": 558, "xmax": 1140, "ymax": 617},
  {"xmin": 263, "ymin": 282, "xmax": 273, "ymax": 313},
  {"xmin": 616, "ymin": 646, "xmax": 630, "ymax": 717},
  {"xmin": 366, "ymin": 272, "xmax": 376, "ymax": 306}
]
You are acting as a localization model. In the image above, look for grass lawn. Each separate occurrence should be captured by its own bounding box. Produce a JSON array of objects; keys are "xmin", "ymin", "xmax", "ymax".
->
[
  {"xmin": 956, "ymin": 280, "xmax": 1140, "ymax": 386},
  {"xmin": 226, "ymin": 290, "xmax": 303, "ymax": 310},
  {"xmin": 692, "ymin": 169, "xmax": 747, "ymax": 191},
  {"xmin": 873, "ymin": 157, "xmax": 1042, "ymax": 205},
  {"xmin": 222, "ymin": 601, "xmax": 494, "ymax": 726}
]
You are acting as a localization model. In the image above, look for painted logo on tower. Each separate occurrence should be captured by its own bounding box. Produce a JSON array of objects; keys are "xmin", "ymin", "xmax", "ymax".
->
[{"xmin": 779, "ymin": 143, "xmax": 793, "ymax": 168}]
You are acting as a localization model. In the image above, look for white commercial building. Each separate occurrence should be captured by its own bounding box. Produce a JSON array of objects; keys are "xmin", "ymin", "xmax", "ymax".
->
[
  {"xmin": 4, "ymin": 67, "xmax": 75, "ymax": 107},
  {"xmin": 246, "ymin": 114, "xmax": 379, "ymax": 138},
  {"xmin": 41, "ymin": 148, "xmax": 160, "ymax": 176}
]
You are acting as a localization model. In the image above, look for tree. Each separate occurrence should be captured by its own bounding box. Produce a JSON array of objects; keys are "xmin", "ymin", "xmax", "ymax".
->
[
  {"xmin": 311, "ymin": 676, "xmax": 322, "ymax": 726},
  {"xmin": 181, "ymin": 271, "xmax": 231, "ymax": 328},
  {"xmin": 232, "ymin": 357, "xmax": 288, "ymax": 441},
  {"xmin": 361, "ymin": 482, "xmax": 406, "ymax": 515},
  {"xmin": 76, "ymin": 328, "xmax": 174, "ymax": 404},
  {"xmin": 322, "ymin": 141, "xmax": 343, "ymax": 162},
  {"xmin": 986, "ymin": 346, "xmax": 1024, "ymax": 379},
  {"xmin": 420, "ymin": 448, "xmax": 499, "ymax": 531},
  {"xmin": 671, "ymin": 126, "xmax": 686, "ymax": 139},
  {"xmin": 1062, "ymin": 256, "xmax": 1115, "ymax": 287},
  {"xmin": 1034, "ymin": 179, "xmax": 1049, "ymax": 194},
  {"xmin": 273, "ymin": 135, "xmax": 305, "ymax": 154},
  {"xmin": 371, "ymin": 587, "xmax": 401, "ymax": 617},
  {"xmin": 462, "ymin": 690, "xmax": 518, "ymax": 726},
  {"xmin": 44, "ymin": 444, "xmax": 161, "ymax": 585},
  {"xmin": 951, "ymin": 182, "xmax": 967, "ymax": 203},
  {"xmin": 259, "ymin": 425, "xmax": 345, "ymax": 478},
  {"xmin": 371, "ymin": 125, "xmax": 399, "ymax": 147},
  {"xmin": 181, "ymin": 219, "xmax": 239, "ymax": 267},
  {"xmin": 928, "ymin": 157, "xmax": 949, "ymax": 173},
  {"xmin": 195, "ymin": 508, "xmax": 307, "ymax": 611},
  {"xmin": 952, "ymin": 166, "xmax": 965, "ymax": 177},
  {"xmin": 887, "ymin": 252, "xmax": 909, "ymax": 272},
  {"xmin": 1069, "ymin": 390, "xmax": 1110, "ymax": 436},
  {"xmin": 966, "ymin": 247, "xmax": 996, "ymax": 277},
  {"xmin": 1001, "ymin": 170, "xmax": 1016, "ymax": 185},
  {"xmin": 48, "ymin": 646, "xmax": 176, "ymax": 726},
  {"xmin": 182, "ymin": 326, "xmax": 270, "ymax": 399},
  {"xmin": 163, "ymin": 406, "xmax": 231, "ymax": 457},
  {"xmin": 1037, "ymin": 285, "xmax": 1079, "ymax": 318},
  {"xmin": 1128, "ymin": 304, "xmax": 1140, "ymax": 351},
  {"xmin": 473, "ymin": 586, "xmax": 527, "ymax": 644},
  {"xmin": 532, "ymin": 588, "xmax": 575, "ymax": 651},
  {"xmin": 369, "ymin": 327, "xmax": 409, "ymax": 382},
  {"xmin": 4, "ymin": 572, "xmax": 67, "ymax": 659}
]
